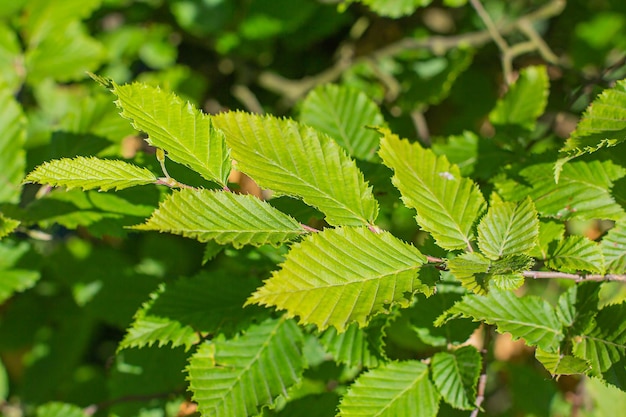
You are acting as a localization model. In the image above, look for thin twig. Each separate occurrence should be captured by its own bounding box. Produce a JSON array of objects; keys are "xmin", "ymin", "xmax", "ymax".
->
[
  {"xmin": 469, "ymin": 0, "xmax": 509, "ymax": 52},
  {"xmin": 523, "ymin": 271, "xmax": 626, "ymax": 282},
  {"xmin": 471, "ymin": 325, "xmax": 492, "ymax": 417}
]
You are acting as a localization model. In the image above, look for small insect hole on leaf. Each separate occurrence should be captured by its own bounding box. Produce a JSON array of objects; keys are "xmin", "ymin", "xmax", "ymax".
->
[{"xmin": 438, "ymin": 171, "xmax": 455, "ymax": 180}]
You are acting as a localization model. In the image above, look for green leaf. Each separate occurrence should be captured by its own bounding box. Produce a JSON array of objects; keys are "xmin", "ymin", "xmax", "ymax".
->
[
  {"xmin": 431, "ymin": 346, "xmax": 481, "ymax": 410},
  {"xmin": 24, "ymin": 157, "xmax": 157, "ymax": 191},
  {"xmin": 601, "ymin": 222, "xmax": 626, "ymax": 273},
  {"xmin": 25, "ymin": 23, "xmax": 104, "ymax": 83},
  {"xmin": 213, "ymin": 111, "xmax": 378, "ymax": 226},
  {"xmin": 378, "ymin": 128, "xmax": 486, "ymax": 250},
  {"xmin": 546, "ymin": 236, "xmax": 605, "ymax": 274},
  {"xmin": 248, "ymin": 227, "xmax": 428, "ymax": 332},
  {"xmin": 342, "ymin": 0, "xmax": 432, "ymax": 19},
  {"xmin": 36, "ymin": 402, "xmax": 87, "ymax": 417},
  {"xmin": 556, "ymin": 282, "xmax": 600, "ymax": 333},
  {"xmin": 557, "ymin": 79, "xmax": 626, "ymax": 165},
  {"xmin": 0, "ymin": 213, "xmax": 19, "ymax": 239},
  {"xmin": 528, "ymin": 220, "xmax": 565, "ymax": 260},
  {"xmin": 477, "ymin": 197, "xmax": 539, "ymax": 260},
  {"xmin": 437, "ymin": 289, "xmax": 563, "ymax": 351},
  {"xmin": 120, "ymin": 271, "xmax": 266, "ymax": 350},
  {"xmin": 187, "ymin": 317, "xmax": 304, "ymax": 417},
  {"xmin": 133, "ymin": 189, "xmax": 304, "ymax": 247},
  {"xmin": 535, "ymin": 348, "xmax": 591, "ymax": 376},
  {"xmin": 22, "ymin": 0, "xmax": 101, "ymax": 47},
  {"xmin": 299, "ymin": 84, "xmax": 384, "ymax": 161},
  {"xmin": 509, "ymin": 161, "xmax": 626, "ymax": 221},
  {"xmin": 319, "ymin": 323, "xmax": 382, "ymax": 368},
  {"xmin": 489, "ymin": 65, "xmax": 549, "ymax": 130},
  {"xmin": 337, "ymin": 360, "xmax": 440, "ymax": 417},
  {"xmin": 0, "ymin": 270, "xmax": 40, "ymax": 304},
  {"xmin": 0, "ymin": 85, "xmax": 26, "ymax": 204},
  {"xmin": 573, "ymin": 303, "xmax": 626, "ymax": 387},
  {"xmin": 0, "ymin": 24, "xmax": 23, "ymax": 91},
  {"xmin": 110, "ymin": 82, "xmax": 231, "ymax": 187},
  {"xmin": 447, "ymin": 252, "xmax": 491, "ymax": 295}
]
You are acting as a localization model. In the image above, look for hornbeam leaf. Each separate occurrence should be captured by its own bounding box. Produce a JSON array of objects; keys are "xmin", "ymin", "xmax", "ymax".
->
[
  {"xmin": 489, "ymin": 65, "xmax": 549, "ymax": 130},
  {"xmin": 601, "ymin": 222, "xmax": 626, "ymax": 273},
  {"xmin": 378, "ymin": 128, "xmax": 486, "ymax": 250},
  {"xmin": 36, "ymin": 402, "xmax": 87, "ymax": 417},
  {"xmin": 24, "ymin": 157, "xmax": 157, "ymax": 191},
  {"xmin": 299, "ymin": 84, "xmax": 384, "ymax": 161},
  {"xmin": 447, "ymin": 252, "xmax": 491, "ymax": 295},
  {"xmin": 0, "ymin": 213, "xmax": 19, "ymax": 239},
  {"xmin": 0, "ymin": 270, "xmax": 40, "ymax": 304},
  {"xmin": 431, "ymin": 346, "xmax": 481, "ymax": 410},
  {"xmin": 133, "ymin": 189, "xmax": 304, "ymax": 247},
  {"xmin": 478, "ymin": 197, "xmax": 539, "ymax": 260},
  {"xmin": 546, "ymin": 236, "xmax": 604, "ymax": 274},
  {"xmin": 212, "ymin": 111, "xmax": 378, "ymax": 226},
  {"xmin": 187, "ymin": 317, "xmax": 304, "ymax": 417},
  {"xmin": 0, "ymin": 85, "xmax": 26, "ymax": 203},
  {"xmin": 337, "ymin": 360, "xmax": 440, "ymax": 417},
  {"xmin": 120, "ymin": 272, "xmax": 265, "ymax": 351},
  {"xmin": 516, "ymin": 161, "xmax": 626, "ymax": 221},
  {"xmin": 573, "ymin": 303, "xmax": 626, "ymax": 387},
  {"xmin": 110, "ymin": 82, "xmax": 231, "ymax": 187},
  {"xmin": 436, "ymin": 289, "xmax": 563, "ymax": 351},
  {"xmin": 320, "ymin": 323, "xmax": 382, "ymax": 368},
  {"xmin": 247, "ymin": 227, "xmax": 429, "ymax": 332},
  {"xmin": 557, "ymin": 79, "xmax": 626, "ymax": 170},
  {"xmin": 535, "ymin": 348, "xmax": 591, "ymax": 376}
]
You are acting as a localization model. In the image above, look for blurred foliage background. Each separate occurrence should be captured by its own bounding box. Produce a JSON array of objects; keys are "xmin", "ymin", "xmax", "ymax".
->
[{"xmin": 1, "ymin": 0, "xmax": 626, "ymax": 416}]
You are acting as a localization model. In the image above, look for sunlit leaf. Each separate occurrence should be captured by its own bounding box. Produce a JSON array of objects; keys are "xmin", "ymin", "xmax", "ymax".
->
[
  {"xmin": 213, "ymin": 111, "xmax": 378, "ymax": 226},
  {"xmin": 535, "ymin": 348, "xmax": 591, "ymax": 375},
  {"xmin": 248, "ymin": 227, "xmax": 428, "ymax": 332},
  {"xmin": 0, "ymin": 213, "xmax": 19, "ymax": 239},
  {"xmin": 378, "ymin": 128, "xmax": 486, "ymax": 250},
  {"xmin": 601, "ymin": 222, "xmax": 626, "ymax": 273},
  {"xmin": 24, "ymin": 157, "xmax": 157, "ymax": 191},
  {"xmin": 447, "ymin": 252, "xmax": 490, "ymax": 295},
  {"xmin": 133, "ymin": 189, "xmax": 304, "ymax": 247},
  {"xmin": 109, "ymin": 81, "xmax": 231, "ymax": 187},
  {"xmin": 0, "ymin": 270, "xmax": 40, "ymax": 304},
  {"xmin": 320, "ymin": 323, "xmax": 382, "ymax": 368},
  {"xmin": 0, "ymin": 85, "xmax": 26, "ymax": 204},
  {"xmin": 477, "ymin": 197, "xmax": 539, "ymax": 260}
]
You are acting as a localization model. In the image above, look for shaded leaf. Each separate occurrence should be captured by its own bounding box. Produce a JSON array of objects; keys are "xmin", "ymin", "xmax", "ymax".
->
[
  {"xmin": 528, "ymin": 220, "xmax": 564, "ymax": 260},
  {"xmin": 431, "ymin": 346, "xmax": 481, "ymax": 410},
  {"xmin": 557, "ymin": 78, "xmax": 626, "ymax": 171},
  {"xmin": 447, "ymin": 252, "xmax": 490, "ymax": 295},
  {"xmin": 437, "ymin": 289, "xmax": 563, "ymax": 351},
  {"xmin": 338, "ymin": 360, "xmax": 439, "ymax": 417},
  {"xmin": 489, "ymin": 65, "xmax": 549, "ymax": 130},
  {"xmin": 24, "ymin": 157, "xmax": 157, "ymax": 191},
  {"xmin": 0, "ymin": 85, "xmax": 26, "ymax": 203},
  {"xmin": 319, "ymin": 323, "xmax": 382, "ymax": 368},
  {"xmin": 120, "ymin": 271, "xmax": 266, "ymax": 350},
  {"xmin": 299, "ymin": 83, "xmax": 384, "ymax": 160},
  {"xmin": 0, "ymin": 270, "xmax": 40, "ymax": 304},
  {"xmin": 546, "ymin": 236, "xmax": 604, "ymax": 274},
  {"xmin": 133, "ymin": 189, "xmax": 304, "ymax": 247},
  {"xmin": 378, "ymin": 128, "xmax": 486, "ymax": 250},
  {"xmin": 478, "ymin": 197, "xmax": 539, "ymax": 260},
  {"xmin": 0, "ymin": 213, "xmax": 19, "ymax": 239},
  {"xmin": 248, "ymin": 227, "xmax": 428, "ymax": 332},
  {"xmin": 213, "ymin": 111, "xmax": 378, "ymax": 226},
  {"xmin": 36, "ymin": 402, "xmax": 87, "ymax": 417},
  {"xmin": 601, "ymin": 222, "xmax": 626, "ymax": 273},
  {"xmin": 187, "ymin": 317, "xmax": 304, "ymax": 417},
  {"xmin": 535, "ymin": 348, "xmax": 591, "ymax": 376},
  {"xmin": 110, "ymin": 82, "xmax": 231, "ymax": 186}
]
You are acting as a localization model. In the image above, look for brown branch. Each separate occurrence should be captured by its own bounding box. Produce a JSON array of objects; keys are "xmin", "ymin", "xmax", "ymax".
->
[
  {"xmin": 523, "ymin": 271, "xmax": 626, "ymax": 283},
  {"xmin": 471, "ymin": 325, "xmax": 493, "ymax": 417},
  {"xmin": 257, "ymin": 0, "xmax": 566, "ymax": 102}
]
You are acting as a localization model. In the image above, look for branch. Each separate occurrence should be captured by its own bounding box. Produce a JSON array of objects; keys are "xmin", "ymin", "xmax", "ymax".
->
[
  {"xmin": 257, "ymin": 0, "xmax": 566, "ymax": 102},
  {"xmin": 523, "ymin": 271, "xmax": 626, "ymax": 283},
  {"xmin": 471, "ymin": 325, "xmax": 493, "ymax": 417}
]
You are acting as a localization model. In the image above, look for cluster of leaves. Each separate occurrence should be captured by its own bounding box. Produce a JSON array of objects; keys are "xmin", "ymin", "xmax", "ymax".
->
[{"xmin": 2, "ymin": 1, "xmax": 626, "ymax": 417}]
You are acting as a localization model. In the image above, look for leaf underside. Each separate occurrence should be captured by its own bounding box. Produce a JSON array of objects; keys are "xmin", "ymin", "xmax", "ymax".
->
[{"xmin": 248, "ymin": 227, "xmax": 428, "ymax": 332}]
